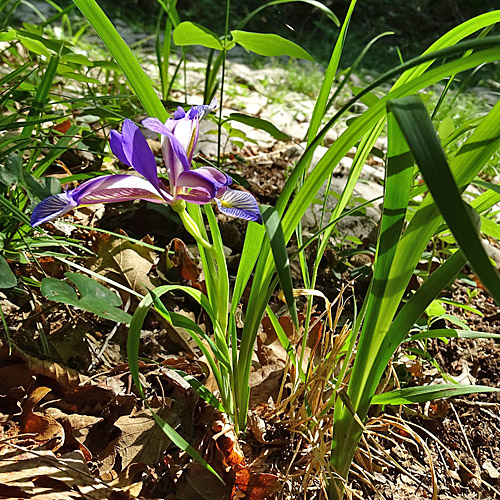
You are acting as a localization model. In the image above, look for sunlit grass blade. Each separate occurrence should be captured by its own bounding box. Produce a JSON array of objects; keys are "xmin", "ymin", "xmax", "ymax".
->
[
  {"xmin": 20, "ymin": 56, "xmax": 59, "ymax": 143},
  {"xmin": 168, "ymin": 368, "xmax": 225, "ymax": 412},
  {"xmin": 230, "ymin": 221, "xmax": 265, "ymax": 313},
  {"xmin": 71, "ymin": 0, "xmax": 168, "ymax": 121},
  {"xmin": 306, "ymin": 0, "xmax": 356, "ymax": 147},
  {"xmin": 409, "ymin": 329, "xmax": 500, "ymax": 341},
  {"xmin": 372, "ymin": 384, "xmax": 500, "ymax": 405},
  {"xmin": 262, "ymin": 205, "xmax": 298, "ymax": 330},
  {"xmin": 389, "ymin": 95, "xmax": 500, "ymax": 305}
]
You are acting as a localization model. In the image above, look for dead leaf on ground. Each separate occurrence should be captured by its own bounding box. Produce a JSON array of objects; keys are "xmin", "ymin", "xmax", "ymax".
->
[
  {"xmin": 89, "ymin": 232, "xmax": 157, "ymax": 296},
  {"xmin": 3, "ymin": 345, "xmax": 88, "ymax": 389},
  {"xmin": 100, "ymin": 406, "xmax": 177, "ymax": 474},
  {"xmin": 0, "ymin": 448, "xmax": 122, "ymax": 500},
  {"xmin": 19, "ymin": 387, "xmax": 65, "ymax": 451},
  {"xmin": 231, "ymin": 466, "xmax": 280, "ymax": 500}
]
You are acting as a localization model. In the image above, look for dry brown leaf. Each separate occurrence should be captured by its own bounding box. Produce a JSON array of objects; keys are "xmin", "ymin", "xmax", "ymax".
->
[
  {"xmin": 231, "ymin": 466, "xmax": 280, "ymax": 500},
  {"xmin": 0, "ymin": 448, "xmax": 117, "ymax": 500},
  {"xmin": 111, "ymin": 406, "xmax": 177, "ymax": 470},
  {"xmin": 89, "ymin": 233, "xmax": 156, "ymax": 296},
  {"xmin": 19, "ymin": 387, "xmax": 65, "ymax": 451},
  {"xmin": 10, "ymin": 345, "xmax": 87, "ymax": 389}
]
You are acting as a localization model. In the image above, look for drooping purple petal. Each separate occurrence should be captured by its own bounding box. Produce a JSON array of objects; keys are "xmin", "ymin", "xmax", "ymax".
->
[
  {"xmin": 216, "ymin": 188, "xmax": 262, "ymax": 223},
  {"xmin": 119, "ymin": 119, "xmax": 160, "ymax": 191},
  {"xmin": 31, "ymin": 192, "xmax": 77, "ymax": 227},
  {"xmin": 71, "ymin": 175, "xmax": 171, "ymax": 205},
  {"xmin": 142, "ymin": 117, "xmax": 172, "ymax": 136}
]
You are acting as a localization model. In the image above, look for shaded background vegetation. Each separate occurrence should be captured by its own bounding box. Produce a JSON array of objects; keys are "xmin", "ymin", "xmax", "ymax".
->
[{"xmin": 96, "ymin": 0, "xmax": 500, "ymax": 73}]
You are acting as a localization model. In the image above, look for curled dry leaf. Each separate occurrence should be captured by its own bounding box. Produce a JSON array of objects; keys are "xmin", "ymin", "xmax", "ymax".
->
[{"xmin": 20, "ymin": 387, "xmax": 65, "ymax": 451}]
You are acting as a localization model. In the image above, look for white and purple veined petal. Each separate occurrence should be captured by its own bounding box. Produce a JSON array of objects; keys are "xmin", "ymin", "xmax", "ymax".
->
[
  {"xmin": 31, "ymin": 192, "xmax": 78, "ymax": 227},
  {"xmin": 31, "ymin": 175, "xmax": 172, "ymax": 227},
  {"xmin": 215, "ymin": 188, "xmax": 262, "ymax": 224},
  {"xmin": 71, "ymin": 175, "xmax": 171, "ymax": 205},
  {"xmin": 109, "ymin": 120, "xmax": 160, "ymax": 192}
]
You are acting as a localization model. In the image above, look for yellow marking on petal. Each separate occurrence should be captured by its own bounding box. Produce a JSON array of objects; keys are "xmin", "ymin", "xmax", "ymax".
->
[{"xmin": 220, "ymin": 200, "xmax": 234, "ymax": 208}]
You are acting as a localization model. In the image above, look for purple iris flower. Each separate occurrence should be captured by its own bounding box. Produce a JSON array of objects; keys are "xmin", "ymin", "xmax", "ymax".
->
[{"xmin": 31, "ymin": 100, "xmax": 262, "ymax": 227}]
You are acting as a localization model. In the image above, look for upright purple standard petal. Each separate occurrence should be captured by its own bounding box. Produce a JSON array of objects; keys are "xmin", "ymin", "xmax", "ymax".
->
[
  {"xmin": 189, "ymin": 98, "xmax": 217, "ymax": 120},
  {"xmin": 110, "ymin": 120, "xmax": 160, "ymax": 194},
  {"xmin": 216, "ymin": 189, "xmax": 262, "ymax": 224},
  {"xmin": 31, "ymin": 192, "xmax": 77, "ymax": 227}
]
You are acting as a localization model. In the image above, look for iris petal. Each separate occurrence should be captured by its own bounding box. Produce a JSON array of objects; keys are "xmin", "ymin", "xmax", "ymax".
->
[
  {"xmin": 176, "ymin": 167, "xmax": 231, "ymax": 199},
  {"xmin": 31, "ymin": 192, "xmax": 77, "ymax": 227},
  {"xmin": 216, "ymin": 188, "xmax": 262, "ymax": 223},
  {"xmin": 189, "ymin": 98, "xmax": 217, "ymax": 120},
  {"xmin": 31, "ymin": 176, "xmax": 171, "ymax": 227},
  {"xmin": 120, "ymin": 120, "xmax": 160, "ymax": 191},
  {"xmin": 72, "ymin": 175, "xmax": 170, "ymax": 204}
]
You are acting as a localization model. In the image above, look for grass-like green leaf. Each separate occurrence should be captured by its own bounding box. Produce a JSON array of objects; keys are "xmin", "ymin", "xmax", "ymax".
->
[
  {"xmin": 127, "ymin": 287, "xmax": 224, "ymax": 482},
  {"xmin": 71, "ymin": 0, "xmax": 168, "ymax": 121},
  {"xmin": 389, "ymin": 95, "xmax": 500, "ymax": 305},
  {"xmin": 372, "ymin": 384, "xmax": 500, "ymax": 405},
  {"xmin": 261, "ymin": 205, "xmax": 298, "ymax": 330},
  {"xmin": 409, "ymin": 328, "xmax": 500, "ymax": 341}
]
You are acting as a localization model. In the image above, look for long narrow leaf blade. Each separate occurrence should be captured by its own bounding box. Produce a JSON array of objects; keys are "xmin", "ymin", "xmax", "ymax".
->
[
  {"xmin": 389, "ymin": 95, "xmax": 500, "ymax": 305},
  {"xmin": 261, "ymin": 205, "xmax": 298, "ymax": 329}
]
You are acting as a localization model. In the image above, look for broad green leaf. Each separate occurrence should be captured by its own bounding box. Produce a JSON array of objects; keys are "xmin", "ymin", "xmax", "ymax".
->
[
  {"xmin": 173, "ymin": 21, "xmax": 222, "ymax": 50},
  {"xmin": 230, "ymin": 30, "xmax": 313, "ymax": 61},
  {"xmin": 372, "ymin": 384, "xmax": 500, "ymax": 405},
  {"xmin": 0, "ymin": 153, "xmax": 23, "ymax": 186},
  {"xmin": 425, "ymin": 300, "xmax": 446, "ymax": 318},
  {"xmin": 41, "ymin": 272, "xmax": 132, "ymax": 323},
  {"xmin": 18, "ymin": 36, "xmax": 51, "ymax": 57},
  {"xmin": 481, "ymin": 216, "xmax": 500, "ymax": 240},
  {"xmin": 227, "ymin": 113, "xmax": 291, "ymax": 141},
  {"xmin": 0, "ymin": 256, "xmax": 17, "ymax": 288}
]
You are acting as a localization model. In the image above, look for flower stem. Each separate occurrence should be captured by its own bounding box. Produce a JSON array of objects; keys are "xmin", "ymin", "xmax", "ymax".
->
[{"xmin": 174, "ymin": 204, "xmax": 213, "ymax": 250}]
